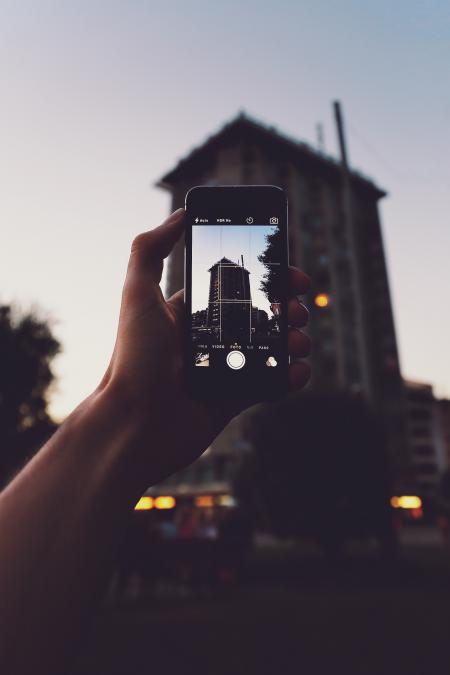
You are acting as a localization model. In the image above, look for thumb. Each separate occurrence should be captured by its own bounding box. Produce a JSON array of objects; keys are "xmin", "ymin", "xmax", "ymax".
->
[
  {"xmin": 128, "ymin": 208, "xmax": 185, "ymax": 284},
  {"xmin": 167, "ymin": 288, "xmax": 185, "ymax": 324}
]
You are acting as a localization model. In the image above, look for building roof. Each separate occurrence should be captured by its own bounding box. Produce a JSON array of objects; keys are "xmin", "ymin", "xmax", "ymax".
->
[
  {"xmin": 208, "ymin": 256, "xmax": 249, "ymax": 272},
  {"xmin": 404, "ymin": 378, "xmax": 434, "ymax": 393},
  {"xmin": 156, "ymin": 111, "xmax": 387, "ymax": 199}
]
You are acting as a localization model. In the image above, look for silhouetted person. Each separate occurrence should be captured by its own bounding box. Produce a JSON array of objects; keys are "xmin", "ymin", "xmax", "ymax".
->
[
  {"xmin": 219, "ymin": 507, "xmax": 253, "ymax": 584},
  {"xmin": 115, "ymin": 510, "xmax": 155, "ymax": 600}
]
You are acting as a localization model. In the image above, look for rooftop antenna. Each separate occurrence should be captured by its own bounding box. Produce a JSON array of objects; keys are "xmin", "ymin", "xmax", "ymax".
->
[
  {"xmin": 241, "ymin": 255, "xmax": 244, "ymax": 267},
  {"xmin": 316, "ymin": 123, "xmax": 325, "ymax": 153}
]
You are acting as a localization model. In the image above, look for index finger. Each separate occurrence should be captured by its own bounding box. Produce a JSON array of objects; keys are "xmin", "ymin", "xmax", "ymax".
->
[{"xmin": 289, "ymin": 266, "xmax": 310, "ymax": 296}]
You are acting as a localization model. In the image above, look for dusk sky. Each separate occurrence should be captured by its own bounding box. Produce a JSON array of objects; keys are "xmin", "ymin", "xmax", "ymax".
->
[
  {"xmin": 1, "ymin": 0, "xmax": 449, "ymax": 418},
  {"xmin": 192, "ymin": 225, "xmax": 277, "ymax": 317}
]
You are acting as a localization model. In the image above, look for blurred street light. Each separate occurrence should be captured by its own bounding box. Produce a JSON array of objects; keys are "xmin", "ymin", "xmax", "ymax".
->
[
  {"xmin": 154, "ymin": 496, "xmax": 176, "ymax": 509},
  {"xmin": 314, "ymin": 293, "xmax": 330, "ymax": 308},
  {"xmin": 134, "ymin": 496, "xmax": 153, "ymax": 511},
  {"xmin": 195, "ymin": 495, "xmax": 214, "ymax": 508},
  {"xmin": 216, "ymin": 494, "xmax": 236, "ymax": 507},
  {"xmin": 390, "ymin": 495, "xmax": 422, "ymax": 509}
]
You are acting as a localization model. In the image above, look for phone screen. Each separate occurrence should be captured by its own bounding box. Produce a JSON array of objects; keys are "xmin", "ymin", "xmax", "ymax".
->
[{"xmin": 185, "ymin": 186, "xmax": 288, "ymax": 400}]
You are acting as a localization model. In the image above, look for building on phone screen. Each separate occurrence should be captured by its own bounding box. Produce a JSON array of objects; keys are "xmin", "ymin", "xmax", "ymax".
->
[{"xmin": 206, "ymin": 257, "xmax": 252, "ymax": 341}]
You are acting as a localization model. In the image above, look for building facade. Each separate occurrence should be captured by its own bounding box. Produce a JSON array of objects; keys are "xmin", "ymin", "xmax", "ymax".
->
[
  {"xmin": 403, "ymin": 380, "xmax": 447, "ymax": 499},
  {"xmin": 154, "ymin": 112, "xmax": 408, "ymax": 497},
  {"xmin": 437, "ymin": 399, "xmax": 450, "ymax": 469}
]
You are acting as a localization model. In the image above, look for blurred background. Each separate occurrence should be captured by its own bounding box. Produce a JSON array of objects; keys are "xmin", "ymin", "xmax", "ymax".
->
[{"xmin": 1, "ymin": 1, "xmax": 450, "ymax": 674}]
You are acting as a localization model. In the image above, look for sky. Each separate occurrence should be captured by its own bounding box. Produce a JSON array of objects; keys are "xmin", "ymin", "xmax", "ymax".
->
[
  {"xmin": 192, "ymin": 225, "xmax": 276, "ymax": 316},
  {"xmin": 0, "ymin": 0, "xmax": 449, "ymax": 419}
]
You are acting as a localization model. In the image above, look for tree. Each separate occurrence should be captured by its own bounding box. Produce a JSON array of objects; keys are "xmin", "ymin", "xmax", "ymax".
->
[
  {"xmin": 0, "ymin": 305, "xmax": 60, "ymax": 485},
  {"xmin": 234, "ymin": 392, "xmax": 394, "ymax": 554},
  {"xmin": 258, "ymin": 227, "xmax": 283, "ymax": 303}
]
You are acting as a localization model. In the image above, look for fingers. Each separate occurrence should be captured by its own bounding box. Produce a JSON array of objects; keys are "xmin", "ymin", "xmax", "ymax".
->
[
  {"xmin": 288, "ymin": 328, "xmax": 311, "ymax": 358},
  {"xmin": 167, "ymin": 289, "xmax": 184, "ymax": 323},
  {"xmin": 288, "ymin": 361, "xmax": 311, "ymax": 391},
  {"xmin": 287, "ymin": 267, "xmax": 310, "ymax": 390},
  {"xmin": 289, "ymin": 266, "xmax": 310, "ymax": 296},
  {"xmin": 129, "ymin": 208, "xmax": 185, "ymax": 283},
  {"xmin": 288, "ymin": 297, "xmax": 309, "ymax": 327}
]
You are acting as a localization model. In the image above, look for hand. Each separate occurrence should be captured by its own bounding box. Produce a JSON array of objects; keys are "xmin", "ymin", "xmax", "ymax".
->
[{"xmin": 99, "ymin": 209, "xmax": 311, "ymax": 488}]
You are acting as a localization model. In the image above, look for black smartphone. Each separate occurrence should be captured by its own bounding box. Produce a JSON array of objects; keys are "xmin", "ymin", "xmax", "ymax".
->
[{"xmin": 184, "ymin": 185, "xmax": 289, "ymax": 401}]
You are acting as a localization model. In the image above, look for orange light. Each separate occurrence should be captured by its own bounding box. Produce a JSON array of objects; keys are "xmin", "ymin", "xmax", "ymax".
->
[
  {"xmin": 195, "ymin": 495, "xmax": 214, "ymax": 508},
  {"xmin": 390, "ymin": 495, "xmax": 422, "ymax": 510},
  {"xmin": 314, "ymin": 293, "xmax": 329, "ymax": 308},
  {"xmin": 411, "ymin": 507, "xmax": 423, "ymax": 519},
  {"xmin": 134, "ymin": 496, "xmax": 153, "ymax": 511},
  {"xmin": 154, "ymin": 496, "xmax": 176, "ymax": 510}
]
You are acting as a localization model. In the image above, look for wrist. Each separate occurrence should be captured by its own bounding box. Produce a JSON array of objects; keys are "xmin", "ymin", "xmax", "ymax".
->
[
  {"xmin": 51, "ymin": 384, "xmax": 150, "ymax": 510},
  {"xmin": 86, "ymin": 379, "xmax": 163, "ymax": 497}
]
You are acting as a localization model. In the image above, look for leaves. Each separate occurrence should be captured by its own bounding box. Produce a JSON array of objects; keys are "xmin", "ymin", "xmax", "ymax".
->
[
  {"xmin": 258, "ymin": 227, "xmax": 283, "ymax": 304},
  {"xmin": 234, "ymin": 393, "xmax": 393, "ymax": 549},
  {"xmin": 0, "ymin": 305, "xmax": 60, "ymax": 485}
]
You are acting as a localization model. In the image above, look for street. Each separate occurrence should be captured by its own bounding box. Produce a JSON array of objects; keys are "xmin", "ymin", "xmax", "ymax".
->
[{"xmin": 72, "ymin": 534, "xmax": 450, "ymax": 675}]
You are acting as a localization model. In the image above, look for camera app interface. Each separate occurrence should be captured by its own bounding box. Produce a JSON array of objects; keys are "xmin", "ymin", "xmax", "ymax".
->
[{"xmin": 190, "ymin": 217, "xmax": 284, "ymax": 379}]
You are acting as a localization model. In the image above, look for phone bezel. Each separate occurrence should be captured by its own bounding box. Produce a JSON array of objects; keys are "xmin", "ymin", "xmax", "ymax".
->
[{"xmin": 184, "ymin": 185, "xmax": 289, "ymax": 401}]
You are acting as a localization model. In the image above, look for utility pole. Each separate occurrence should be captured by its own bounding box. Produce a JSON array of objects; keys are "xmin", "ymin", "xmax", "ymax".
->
[
  {"xmin": 333, "ymin": 100, "xmax": 374, "ymax": 403},
  {"xmin": 333, "ymin": 102, "xmax": 350, "ymax": 168}
]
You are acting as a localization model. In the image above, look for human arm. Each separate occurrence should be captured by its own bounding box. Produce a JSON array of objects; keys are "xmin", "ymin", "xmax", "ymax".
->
[{"xmin": 0, "ymin": 208, "xmax": 311, "ymax": 674}]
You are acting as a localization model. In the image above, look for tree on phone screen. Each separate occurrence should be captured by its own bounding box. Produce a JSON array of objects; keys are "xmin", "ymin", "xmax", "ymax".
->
[{"xmin": 258, "ymin": 226, "xmax": 282, "ymax": 304}]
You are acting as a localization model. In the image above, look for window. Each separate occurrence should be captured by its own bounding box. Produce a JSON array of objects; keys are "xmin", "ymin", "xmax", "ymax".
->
[
  {"xmin": 414, "ymin": 445, "xmax": 433, "ymax": 456},
  {"xmin": 417, "ymin": 463, "xmax": 437, "ymax": 475},
  {"xmin": 412, "ymin": 427, "xmax": 429, "ymax": 439},
  {"xmin": 410, "ymin": 408, "xmax": 431, "ymax": 421},
  {"xmin": 241, "ymin": 147, "xmax": 256, "ymax": 182}
]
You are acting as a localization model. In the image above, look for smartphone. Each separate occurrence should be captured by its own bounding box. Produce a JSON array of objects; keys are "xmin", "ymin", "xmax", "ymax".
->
[{"xmin": 185, "ymin": 185, "xmax": 289, "ymax": 401}]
